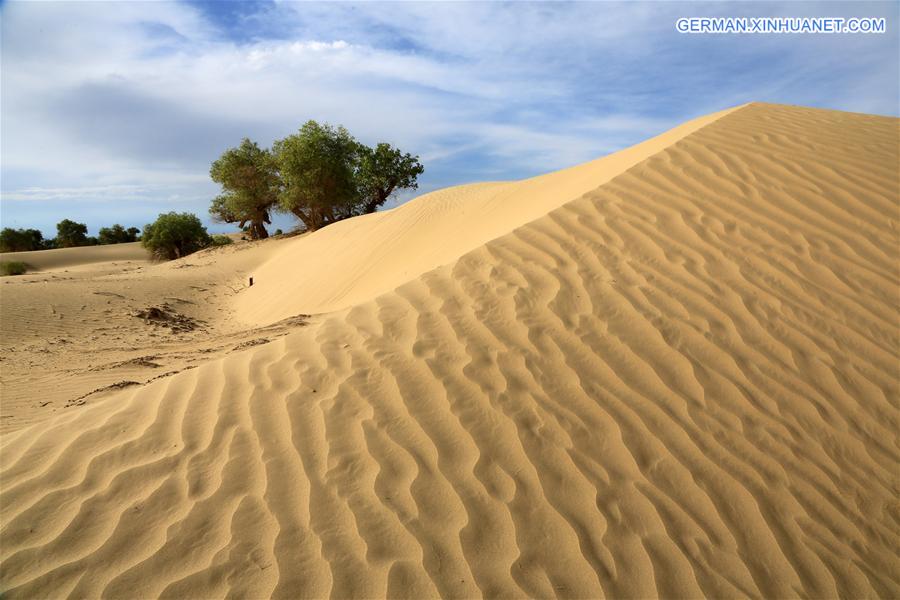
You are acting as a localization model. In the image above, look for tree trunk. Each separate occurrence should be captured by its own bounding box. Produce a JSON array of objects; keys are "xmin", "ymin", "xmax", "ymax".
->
[
  {"xmin": 364, "ymin": 184, "xmax": 395, "ymax": 214},
  {"xmin": 250, "ymin": 221, "xmax": 269, "ymax": 239},
  {"xmin": 291, "ymin": 207, "xmax": 317, "ymax": 231},
  {"xmin": 322, "ymin": 204, "xmax": 336, "ymax": 225}
]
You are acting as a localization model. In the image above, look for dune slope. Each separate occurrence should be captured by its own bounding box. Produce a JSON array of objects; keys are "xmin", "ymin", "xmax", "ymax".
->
[
  {"xmin": 0, "ymin": 241, "xmax": 150, "ymax": 272},
  {"xmin": 234, "ymin": 106, "xmax": 740, "ymax": 323},
  {"xmin": 1, "ymin": 103, "xmax": 898, "ymax": 599}
]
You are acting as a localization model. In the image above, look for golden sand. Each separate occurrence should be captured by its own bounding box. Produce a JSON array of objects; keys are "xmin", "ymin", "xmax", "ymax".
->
[{"xmin": 1, "ymin": 103, "xmax": 898, "ymax": 598}]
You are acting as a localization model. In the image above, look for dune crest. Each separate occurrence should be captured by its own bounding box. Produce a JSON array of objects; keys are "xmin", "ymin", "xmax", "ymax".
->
[
  {"xmin": 234, "ymin": 105, "xmax": 742, "ymax": 323},
  {"xmin": 1, "ymin": 103, "xmax": 898, "ymax": 598}
]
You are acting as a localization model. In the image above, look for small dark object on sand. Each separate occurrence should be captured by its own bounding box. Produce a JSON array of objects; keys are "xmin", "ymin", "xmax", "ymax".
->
[{"xmin": 133, "ymin": 304, "xmax": 201, "ymax": 333}]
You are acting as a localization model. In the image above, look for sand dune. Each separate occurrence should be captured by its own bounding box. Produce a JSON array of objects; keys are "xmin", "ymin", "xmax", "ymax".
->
[
  {"xmin": 0, "ymin": 241, "xmax": 151, "ymax": 272},
  {"xmin": 234, "ymin": 106, "xmax": 740, "ymax": 323},
  {"xmin": 1, "ymin": 103, "xmax": 898, "ymax": 598}
]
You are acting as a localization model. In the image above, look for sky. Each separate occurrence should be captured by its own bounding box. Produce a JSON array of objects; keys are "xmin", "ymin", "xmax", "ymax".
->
[{"xmin": 1, "ymin": 1, "xmax": 897, "ymax": 237}]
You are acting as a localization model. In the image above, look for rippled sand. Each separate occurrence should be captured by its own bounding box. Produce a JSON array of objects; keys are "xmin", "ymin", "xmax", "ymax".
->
[{"xmin": 1, "ymin": 103, "xmax": 898, "ymax": 598}]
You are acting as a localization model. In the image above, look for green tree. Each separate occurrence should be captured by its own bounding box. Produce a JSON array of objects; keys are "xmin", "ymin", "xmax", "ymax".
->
[
  {"xmin": 56, "ymin": 219, "xmax": 88, "ymax": 248},
  {"xmin": 273, "ymin": 121, "xmax": 360, "ymax": 231},
  {"xmin": 209, "ymin": 138, "xmax": 280, "ymax": 240},
  {"xmin": 354, "ymin": 143, "xmax": 424, "ymax": 215},
  {"xmin": 0, "ymin": 228, "xmax": 44, "ymax": 252},
  {"xmin": 141, "ymin": 212, "xmax": 211, "ymax": 260},
  {"xmin": 98, "ymin": 223, "xmax": 139, "ymax": 244}
]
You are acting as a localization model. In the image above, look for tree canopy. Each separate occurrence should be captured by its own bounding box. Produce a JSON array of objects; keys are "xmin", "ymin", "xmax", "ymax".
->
[
  {"xmin": 209, "ymin": 122, "xmax": 424, "ymax": 233},
  {"xmin": 98, "ymin": 224, "xmax": 140, "ymax": 245},
  {"xmin": 209, "ymin": 139, "xmax": 279, "ymax": 240},
  {"xmin": 56, "ymin": 219, "xmax": 88, "ymax": 248},
  {"xmin": 355, "ymin": 142, "xmax": 425, "ymax": 215},
  {"xmin": 0, "ymin": 228, "xmax": 44, "ymax": 252},
  {"xmin": 141, "ymin": 212, "xmax": 211, "ymax": 260},
  {"xmin": 273, "ymin": 121, "xmax": 361, "ymax": 231}
]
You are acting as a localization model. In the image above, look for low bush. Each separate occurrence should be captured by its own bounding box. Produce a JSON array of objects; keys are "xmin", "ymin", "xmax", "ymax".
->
[
  {"xmin": 209, "ymin": 234, "xmax": 234, "ymax": 247},
  {"xmin": 0, "ymin": 261, "xmax": 29, "ymax": 276}
]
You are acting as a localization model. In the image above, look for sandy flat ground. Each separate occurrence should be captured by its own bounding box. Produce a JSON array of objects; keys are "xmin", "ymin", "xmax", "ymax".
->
[
  {"xmin": 0, "ymin": 103, "xmax": 898, "ymax": 598},
  {"xmin": 0, "ymin": 235, "xmax": 308, "ymax": 433}
]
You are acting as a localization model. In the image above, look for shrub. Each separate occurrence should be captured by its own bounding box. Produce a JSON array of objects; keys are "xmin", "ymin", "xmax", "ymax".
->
[
  {"xmin": 209, "ymin": 234, "xmax": 233, "ymax": 247},
  {"xmin": 273, "ymin": 229, "xmax": 283, "ymax": 236},
  {"xmin": 0, "ymin": 261, "xmax": 29, "ymax": 276},
  {"xmin": 141, "ymin": 212, "xmax": 211, "ymax": 260}
]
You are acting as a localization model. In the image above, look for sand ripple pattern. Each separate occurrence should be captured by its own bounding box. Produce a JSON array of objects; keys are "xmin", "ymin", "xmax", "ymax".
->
[{"xmin": 2, "ymin": 104, "xmax": 898, "ymax": 598}]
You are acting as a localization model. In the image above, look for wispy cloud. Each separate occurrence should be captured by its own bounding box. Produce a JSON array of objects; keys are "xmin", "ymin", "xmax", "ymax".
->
[
  {"xmin": 1, "ymin": 1, "xmax": 896, "ymax": 235},
  {"xmin": 1, "ymin": 182, "xmax": 213, "ymax": 203}
]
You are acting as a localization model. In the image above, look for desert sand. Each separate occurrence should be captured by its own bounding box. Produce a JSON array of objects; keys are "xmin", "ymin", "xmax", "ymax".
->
[
  {"xmin": 0, "ymin": 234, "xmax": 302, "ymax": 433},
  {"xmin": 0, "ymin": 102, "xmax": 898, "ymax": 598},
  {"xmin": 0, "ymin": 241, "xmax": 151, "ymax": 273}
]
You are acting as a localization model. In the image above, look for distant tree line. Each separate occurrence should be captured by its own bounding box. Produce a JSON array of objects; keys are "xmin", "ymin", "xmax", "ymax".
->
[
  {"xmin": 0, "ymin": 213, "xmax": 230, "ymax": 262},
  {"xmin": 0, "ymin": 220, "xmax": 140, "ymax": 252},
  {"xmin": 2, "ymin": 121, "xmax": 423, "ymax": 262},
  {"xmin": 209, "ymin": 120, "xmax": 424, "ymax": 238}
]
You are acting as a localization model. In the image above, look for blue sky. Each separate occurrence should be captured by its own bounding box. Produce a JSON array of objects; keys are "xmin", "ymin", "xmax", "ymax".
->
[{"xmin": 2, "ymin": 1, "xmax": 897, "ymax": 237}]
